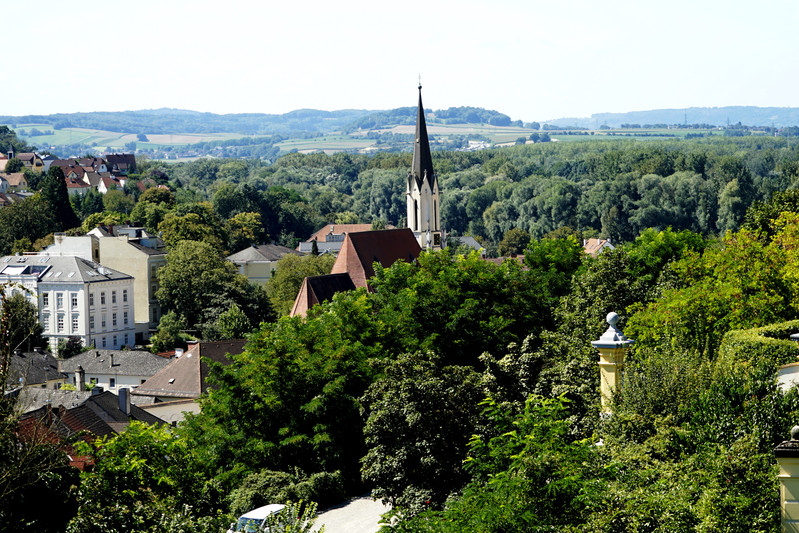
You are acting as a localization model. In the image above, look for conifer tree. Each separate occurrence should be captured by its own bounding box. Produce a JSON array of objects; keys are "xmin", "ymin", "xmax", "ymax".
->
[{"xmin": 39, "ymin": 166, "xmax": 79, "ymax": 232}]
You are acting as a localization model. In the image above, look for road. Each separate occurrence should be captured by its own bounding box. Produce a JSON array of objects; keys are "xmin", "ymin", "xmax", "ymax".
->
[{"xmin": 314, "ymin": 494, "xmax": 391, "ymax": 533}]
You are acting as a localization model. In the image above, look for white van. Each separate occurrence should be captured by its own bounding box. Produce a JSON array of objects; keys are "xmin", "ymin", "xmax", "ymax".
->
[{"xmin": 227, "ymin": 504, "xmax": 286, "ymax": 533}]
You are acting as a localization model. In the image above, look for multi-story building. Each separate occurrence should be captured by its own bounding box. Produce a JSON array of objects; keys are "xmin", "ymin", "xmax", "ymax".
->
[
  {"xmin": 42, "ymin": 231, "xmax": 166, "ymax": 342},
  {"xmin": 0, "ymin": 255, "xmax": 135, "ymax": 351},
  {"xmin": 96, "ymin": 235, "xmax": 166, "ymax": 341}
]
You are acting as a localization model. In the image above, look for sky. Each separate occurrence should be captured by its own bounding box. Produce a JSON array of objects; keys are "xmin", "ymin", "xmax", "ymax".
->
[{"xmin": 5, "ymin": 0, "xmax": 799, "ymax": 123}]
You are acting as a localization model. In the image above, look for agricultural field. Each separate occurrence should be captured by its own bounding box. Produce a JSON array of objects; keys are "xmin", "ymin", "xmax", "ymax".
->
[
  {"xmin": 3, "ymin": 123, "xmax": 244, "ymax": 153},
  {"xmin": 4, "ymin": 121, "xmax": 745, "ymax": 158}
]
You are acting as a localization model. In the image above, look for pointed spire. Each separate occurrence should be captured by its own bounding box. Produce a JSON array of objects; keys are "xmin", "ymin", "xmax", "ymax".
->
[{"xmin": 410, "ymin": 84, "xmax": 435, "ymax": 190}]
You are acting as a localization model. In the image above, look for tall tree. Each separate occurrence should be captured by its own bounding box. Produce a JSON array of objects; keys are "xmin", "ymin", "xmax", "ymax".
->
[
  {"xmin": 156, "ymin": 240, "xmax": 273, "ymax": 333},
  {"xmin": 39, "ymin": 166, "xmax": 79, "ymax": 232}
]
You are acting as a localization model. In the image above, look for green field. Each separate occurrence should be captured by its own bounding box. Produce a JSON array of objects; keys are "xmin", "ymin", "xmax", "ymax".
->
[
  {"xmin": 4, "ymin": 123, "xmax": 243, "ymax": 152},
  {"xmin": 5, "ymin": 122, "xmax": 736, "ymax": 157}
]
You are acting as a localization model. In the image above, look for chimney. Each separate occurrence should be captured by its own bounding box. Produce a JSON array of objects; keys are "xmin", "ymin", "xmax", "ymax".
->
[
  {"xmin": 109, "ymin": 353, "xmax": 114, "ymax": 367},
  {"xmin": 75, "ymin": 365, "xmax": 85, "ymax": 390},
  {"xmin": 118, "ymin": 388, "xmax": 131, "ymax": 416}
]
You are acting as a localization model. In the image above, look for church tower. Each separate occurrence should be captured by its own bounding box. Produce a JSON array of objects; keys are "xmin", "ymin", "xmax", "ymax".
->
[{"xmin": 407, "ymin": 84, "xmax": 442, "ymax": 250}]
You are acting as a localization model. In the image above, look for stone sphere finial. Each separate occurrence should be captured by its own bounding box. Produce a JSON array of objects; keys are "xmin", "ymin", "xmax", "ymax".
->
[
  {"xmin": 606, "ymin": 312, "xmax": 620, "ymax": 327},
  {"xmin": 791, "ymin": 425, "xmax": 799, "ymax": 441}
]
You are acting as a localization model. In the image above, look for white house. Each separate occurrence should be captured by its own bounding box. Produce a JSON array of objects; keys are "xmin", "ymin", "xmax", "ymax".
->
[
  {"xmin": 0, "ymin": 255, "xmax": 135, "ymax": 351},
  {"xmin": 58, "ymin": 349, "xmax": 172, "ymax": 394}
]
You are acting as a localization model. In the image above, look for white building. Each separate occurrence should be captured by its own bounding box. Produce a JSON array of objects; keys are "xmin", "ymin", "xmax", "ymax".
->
[
  {"xmin": 0, "ymin": 255, "xmax": 135, "ymax": 351},
  {"xmin": 58, "ymin": 349, "xmax": 172, "ymax": 394}
]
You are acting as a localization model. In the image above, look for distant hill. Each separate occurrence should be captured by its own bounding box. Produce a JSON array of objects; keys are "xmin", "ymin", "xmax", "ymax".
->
[
  {"xmin": 0, "ymin": 108, "xmax": 372, "ymax": 136},
  {"xmin": 5, "ymin": 105, "xmax": 799, "ymax": 152},
  {"xmin": 0, "ymin": 106, "xmax": 524, "ymax": 137},
  {"xmin": 547, "ymin": 106, "xmax": 799, "ymax": 128}
]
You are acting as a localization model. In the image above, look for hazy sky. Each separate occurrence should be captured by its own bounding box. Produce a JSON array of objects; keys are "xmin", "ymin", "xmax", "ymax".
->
[{"xmin": 6, "ymin": 0, "xmax": 799, "ymax": 122}]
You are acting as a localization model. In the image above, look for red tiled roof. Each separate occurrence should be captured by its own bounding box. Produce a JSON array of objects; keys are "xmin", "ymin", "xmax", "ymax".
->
[
  {"xmin": 330, "ymin": 228, "xmax": 421, "ymax": 289},
  {"xmin": 307, "ymin": 224, "xmax": 376, "ymax": 243},
  {"xmin": 583, "ymin": 238, "xmax": 614, "ymax": 257},
  {"xmin": 290, "ymin": 273, "xmax": 356, "ymax": 317}
]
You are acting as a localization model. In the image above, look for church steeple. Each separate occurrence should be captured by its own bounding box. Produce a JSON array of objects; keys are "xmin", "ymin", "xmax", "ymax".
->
[
  {"xmin": 406, "ymin": 83, "xmax": 442, "ymax": 250},
  {"xmin": 410, "ymin": 84, "xmax": 435, "ymax": 191}
]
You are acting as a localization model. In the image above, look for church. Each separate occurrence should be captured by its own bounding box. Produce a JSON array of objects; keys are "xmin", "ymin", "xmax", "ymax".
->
[
  {"xmin": 406, "ymin": 83, "xmax": 443, "ymax": 250},
  {"xmin": 290, "ymin": 85, "xmax": 442, "ymax": 316}
]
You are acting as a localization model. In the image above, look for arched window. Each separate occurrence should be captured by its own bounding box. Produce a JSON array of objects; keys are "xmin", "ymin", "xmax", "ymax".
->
[{"xmin": 414, "ymin": 199, "xmax": 419, "ymax": 231}]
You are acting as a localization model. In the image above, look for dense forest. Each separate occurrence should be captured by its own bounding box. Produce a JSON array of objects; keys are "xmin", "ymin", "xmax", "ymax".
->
[{"xmin": 5, "ymin": 131, "xmax": 799, "ymax": 531}]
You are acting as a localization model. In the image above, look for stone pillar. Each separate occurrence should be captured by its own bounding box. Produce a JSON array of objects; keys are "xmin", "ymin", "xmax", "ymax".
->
[
  {"xmin": 776, "ymin": 426, "xmax": 799, "ymax": 532},
  {"xmin": 591, "ymin": 312, "xmax": 634, "ymax": 414}
]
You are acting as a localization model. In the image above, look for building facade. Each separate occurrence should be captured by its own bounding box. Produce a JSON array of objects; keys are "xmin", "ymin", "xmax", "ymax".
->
[
  {"xmin": 0, "ymin": 255, "xmax": 135, "ymax": 351},
  {"xmin": 96, "ymin": 236, "xmax": 166, "ymax": 341}
]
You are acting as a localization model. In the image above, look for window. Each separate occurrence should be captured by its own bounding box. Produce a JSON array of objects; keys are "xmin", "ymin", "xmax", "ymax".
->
[
  {"xmin": 89, "ymin": 315, "xmax": 95, "ymax": 330},
  {"xmin": 71, "ymin": 315, "xmax": 78, "ymax": 332},
  {"xmin": 89, "ymin": 293, "xmax": 94, "ymax": 307},
  {"xmin": 112, "ymin": 313, "xmax": 117, "ymax": 327},
  {"xmin": 112, "ymin": 291, "xmax": 117, "ymax": 304},
  {"xmin": 100, "ymin": 292, "xmax": 106, "ymax": 305},
  {"xmin": 102, "ymin": 337, "xmax": 106, "ymax": 348},
  {"xmin": 123, "ymin": 311, "xmax": 128, "ymax": 325},
  {"xmin": 42, "ymin": 293, "xmax": 49, "ymax": 307},
  {"xmin": 71, "ymin": 293, "xmax": 78, "ymax": 307},
  {"xmin": 56, "ymin": 293, "xmax": 64, "ymax": 308},
  {"xmin": 123, "ymin": 289, "xmax": 128, "ymax": 303},
  {"xmin": 102, "ymin": 315, "xmax": 106, "ymax": 328},
  {"xmin": 109, "ymin": 378, "xmax": 116, "ymax": 388},
  {"xmin": 57, "ymin": 315, "xmax": 64, "ymax": 332},
  {"xmin": 124, "ymin": 333, "xmax": 129, "ymax": 346},
  {"xmin": 112, "ymin": 335, "xmax": 117, "ymax": 347},
  {"xmin": 42, "ymin": 314, "xmax": 49, "ymax": 330}
]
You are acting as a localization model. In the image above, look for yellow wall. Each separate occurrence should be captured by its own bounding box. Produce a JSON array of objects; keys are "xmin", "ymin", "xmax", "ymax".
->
[{"xmin": 98, "ymin": 236, "xmax": 166, "ymax": 335}]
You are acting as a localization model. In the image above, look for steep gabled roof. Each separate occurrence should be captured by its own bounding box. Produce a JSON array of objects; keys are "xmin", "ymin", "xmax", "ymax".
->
[
  {"xmin": 330, "ymin": 228, "xmax": 421, "ymax": 288},
  {"xmin": 410, "ymin": 84, "xmax": 435, "ymax": 191},
  {"xmin": 290, "ymin": 273, "xmax": 356, "ymax": 317}
]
